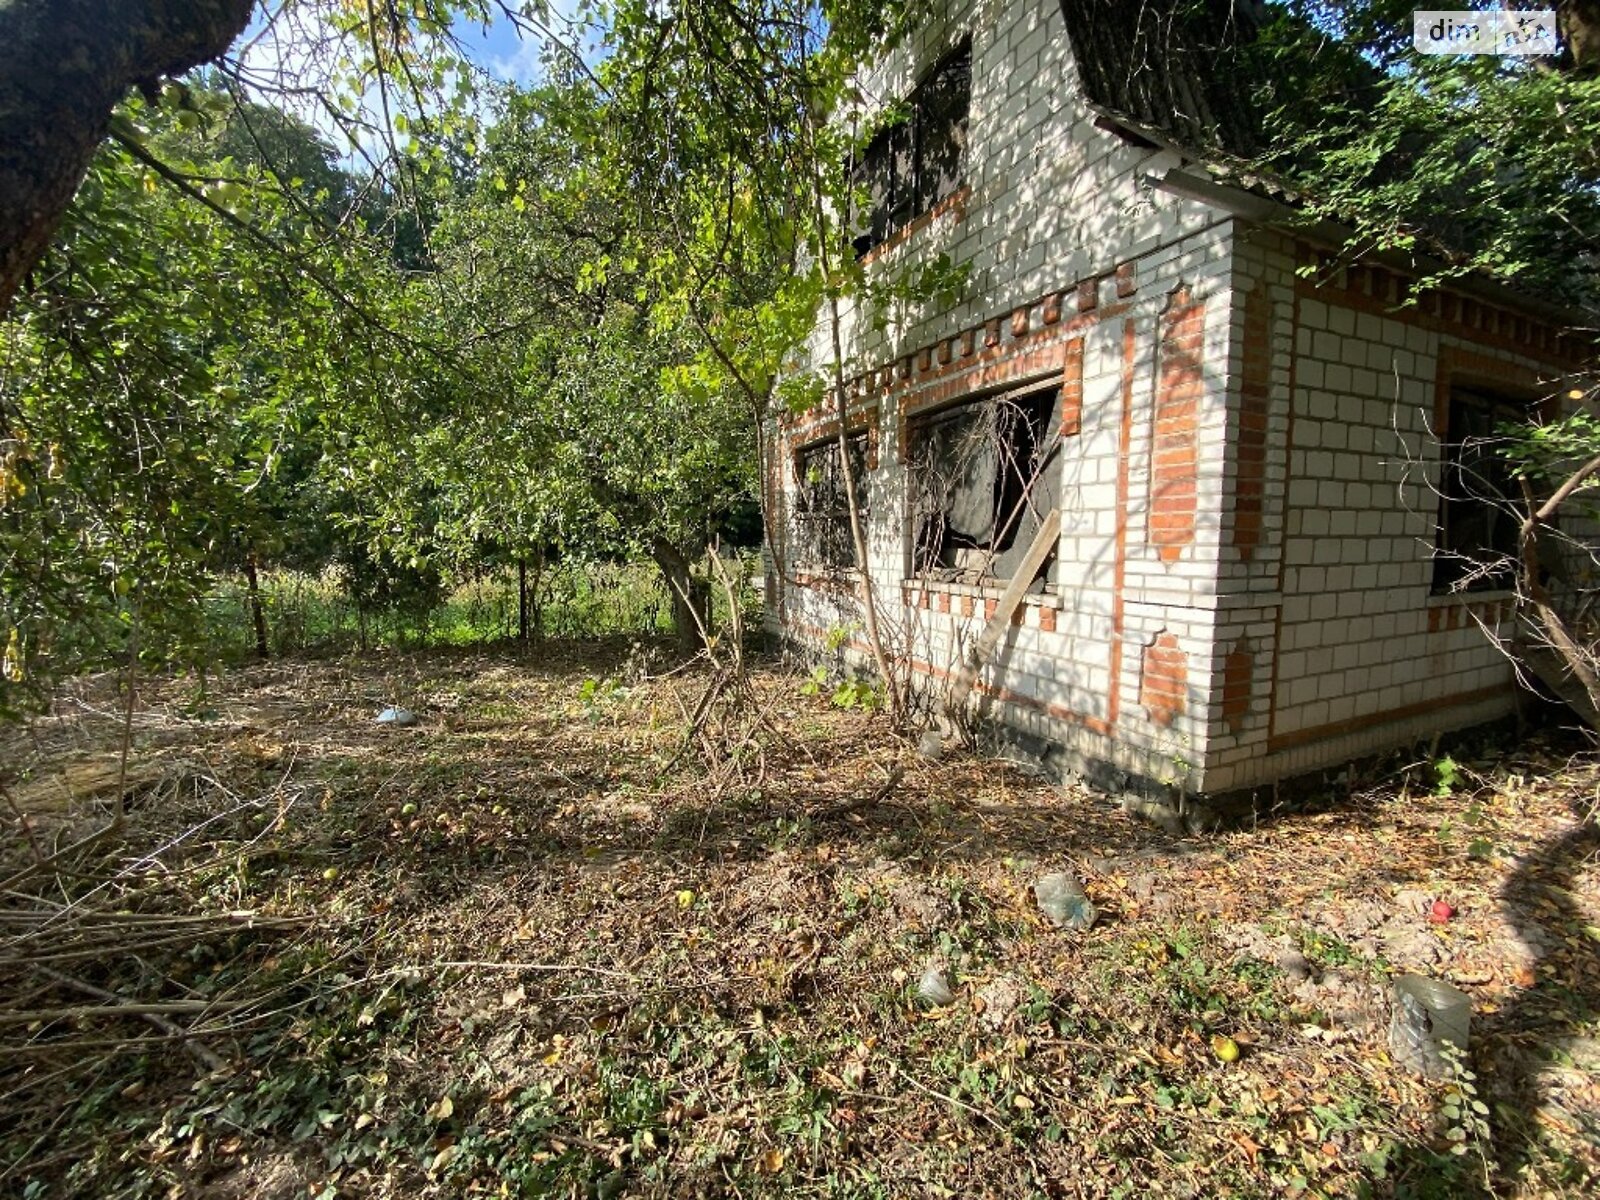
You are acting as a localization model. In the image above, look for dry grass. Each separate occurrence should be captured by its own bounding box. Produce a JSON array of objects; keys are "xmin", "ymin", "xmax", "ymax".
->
[{"xmin": 1, "ymin": 641, "xmax": 1597, "ymax": 1198}]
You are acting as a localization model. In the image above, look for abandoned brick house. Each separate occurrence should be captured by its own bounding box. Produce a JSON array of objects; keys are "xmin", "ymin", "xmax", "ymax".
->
[{"xmin": 762, "ymin": 0, "xmax": 1596, "ymax": 806}]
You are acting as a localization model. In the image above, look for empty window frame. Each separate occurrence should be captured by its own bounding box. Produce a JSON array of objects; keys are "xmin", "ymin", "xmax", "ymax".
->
[
  {"xmin": 907, "ymin": 385, "xmax": 1061, "ymax": 584},
  {"xmin": 794, "ymin": 432, "xmax": 870, "ymax": 571},
  {"xmin": 848, "ymin": 37, "xmax": 972, "ymax": 259},
  {"xmin": 1433, "ymin": 388, "xmax": 1524, "ymax": 593}
]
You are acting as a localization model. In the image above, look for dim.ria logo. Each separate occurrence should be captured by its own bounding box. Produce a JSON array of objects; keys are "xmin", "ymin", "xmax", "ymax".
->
[{"xmin": 1413, "ymin": 9, "xmax": 1560, "ymax": 55}]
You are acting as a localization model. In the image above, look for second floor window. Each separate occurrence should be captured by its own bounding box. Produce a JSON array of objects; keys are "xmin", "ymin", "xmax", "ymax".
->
[{"xmin": 849, "ymin": 37, "xmax": 972, "ymax": 259}]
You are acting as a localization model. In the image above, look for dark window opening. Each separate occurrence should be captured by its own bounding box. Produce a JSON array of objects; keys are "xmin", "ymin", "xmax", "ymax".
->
[
  {"xmin": 795, "ymin": 432, "xmax": 870, "ymax": 571},
  {"xmin": 908, "ymin": 385, "xmax": 1061, "ymax": 585},
  {"xmin": 1433, "ymin": 389, "xmax": 1524, "ymax": 593},
  {"xmin": 849, "ymin": 38, "xmax": 972, "ymax": 259}
]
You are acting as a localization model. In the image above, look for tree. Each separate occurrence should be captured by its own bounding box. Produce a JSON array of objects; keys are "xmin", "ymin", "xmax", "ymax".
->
[
  {"xmin": 1243, "ymin": 1, "xmax": 1600, "ymax": 307},
  {"xmin": 330, "ymin": 81, "xmax": 762, "ymax": 654},
  {"xmin": 587, "ymin": 0, "xmax": 915, "ymax": 705},
  {"xmin": 0, "ymin": 89, "xmax": 412, "ymax": 713},
  {"xmin": 0, "ymin": 0, "xmax": 255, "ymax": 313}
]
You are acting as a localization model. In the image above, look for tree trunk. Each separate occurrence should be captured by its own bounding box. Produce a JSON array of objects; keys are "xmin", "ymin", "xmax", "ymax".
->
[
  {"xmin": 529, "ymin": 546, "xmax": 545, "ymax": 642},
  {"xmin": 0, "ymin": 0, "xmax": 253, "ymax": 316},
  {"xmin": 518, "ymin": 556, "xmax": 530, "ymax": 643},
  {"xmin": 243, "ymin": 552, "xmax": 269, "ymax": 660},
  {"xmin": 1562, "ymin": 0, "xmax": 1600, "ymax": 72},
  {"xmin": 652, "ymin": 541, "xmax": 709, "ymax": 656}
]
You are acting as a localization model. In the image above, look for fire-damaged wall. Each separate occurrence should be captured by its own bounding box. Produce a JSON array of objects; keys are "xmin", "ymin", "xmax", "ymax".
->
[
  {"xmin": 764, "ymin": 0, "xmax": 1595, "ymax": 806},
  {"xmin": 768, "ymin": 0, "xmax": 1239, "ymax": 798}
]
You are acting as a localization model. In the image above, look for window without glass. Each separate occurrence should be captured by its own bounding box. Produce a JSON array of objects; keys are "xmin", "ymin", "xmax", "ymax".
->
[
  {"xmin": 794, "ymin": 433, "xmax": 870, "ymax": 570},
  {"xmin": 849, "ymin": 38, "xmax": 972, "ymax": 259},
  {"xmin": 1433, "ymin": 389, "xmax": 1523, "ymax": 592},
  {"xmin": 907, "ymin": 385, "xmax": 1061, "ymax": 586}
]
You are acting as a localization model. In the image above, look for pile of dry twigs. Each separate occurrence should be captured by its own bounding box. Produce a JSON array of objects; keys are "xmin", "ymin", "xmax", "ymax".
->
[{"xmin": 0, "ymin": 681, "xmax": 326, "ymax": 1188}]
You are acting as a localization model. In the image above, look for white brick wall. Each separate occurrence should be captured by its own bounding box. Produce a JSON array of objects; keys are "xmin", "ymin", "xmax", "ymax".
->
[{"xmin": 768, "ymin": 2, "xmax": 1575, "ymax": 804}]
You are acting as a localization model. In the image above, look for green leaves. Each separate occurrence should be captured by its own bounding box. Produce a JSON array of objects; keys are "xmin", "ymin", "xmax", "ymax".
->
[
  {"xmin": 1256, "ymin": 2, "xmax": 1600, "ymax": 307},
  {"xmin": 0, "ymin": 88, "xmax": 419, "ymax": 716}
]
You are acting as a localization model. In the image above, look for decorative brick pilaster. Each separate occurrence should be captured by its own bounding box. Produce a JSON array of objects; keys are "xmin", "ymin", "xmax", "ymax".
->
[
  {"xmin": 1222, "ymin": 637, "xmax": 1253, "ymax": 734},
  {"xmin": 1060, "ymin": 337, "xmax": 1084, "ymax": 436},
  {"xmin": 1140, "ymin": 631, "xmax": 1188, "ymax": 728},
  {"xmin": 1234, "ymin": 286, "xmax": 1270, "ymax": 560},
  {"xmin": 1152, "ymin": 285, "xmax": 1204, "ymax": 563}
]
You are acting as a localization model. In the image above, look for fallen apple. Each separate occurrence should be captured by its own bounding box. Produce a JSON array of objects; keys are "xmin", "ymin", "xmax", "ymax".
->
[{"xmin": 1211, "ymin": 1034, "xmax": 1241, "ymax": 1063}]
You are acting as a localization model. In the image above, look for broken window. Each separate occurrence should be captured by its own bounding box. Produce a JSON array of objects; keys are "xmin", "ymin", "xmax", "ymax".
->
[
  {"xmin": 794, "ymin": 432, "xmax": 870, "ymax": 571},
  {"xmin": 908, "ymin": 385, "xmax": 1061, "ymax": 586},
  {"xmin": 849, "ymin": 38, "xmax": 972, "ymax": 259},
  {"xmin": 1433, "ymin": 389, "xmax": 1523, "ymax": 592}
]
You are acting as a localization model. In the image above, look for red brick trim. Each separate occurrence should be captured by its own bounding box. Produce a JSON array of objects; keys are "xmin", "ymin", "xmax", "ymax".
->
[
  {"xmin": 1060, "ymin": 337, "xmax": 1085, "ymax": 436},
  {"xmin": 1151, "ymin": 285, "xmax": 1204, "ymax": 564},
  {"xmin": 1266, "ymin": 683, "xmax": 1508, "ymax": 753},
  {"xmin": 858, "ymin": 185, "xmax": 970, "ymax": 267},
  {"xmin": 898, "ymin": 579, "xmax": 1063, "ymax": 629},
  {"xmin": 1428, "ymin": 595, "xmax": 1514, "ymax": 633},
  {"xmin": 1222, "ymin": 637, "xmax": 1253, "ymax": 734},
  {"xmin": 791, "ymin": 568, "xmax": 864, "ymax": 596},
  {"xmin": 1139, "ymin": 631, "xmax": 1188, "ymax": 727},
  {"xmin": 1433, "ymin": 345, "xmax": 1548, "ymax": 439},
  {"xmin": 1293, "ymin": 250, "xmax": 1594, "ymax": 366},
  {"xmin": 1108, "ymin": 318, "xmax": 1136, "ymax": 729},
  {"xmin": 892, "ymin": 304, "xmax": 1129, "ymax": 461},
  {"xmin": 784, "ymin": 405, "xmax": 880, "ymax": 474},
  {"xmin": 782, "ymin": 268, "xmax": 1145, "ymax": 443}
]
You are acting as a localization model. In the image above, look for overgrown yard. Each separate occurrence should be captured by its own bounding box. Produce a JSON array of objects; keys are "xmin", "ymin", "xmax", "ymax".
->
[{"xmin": 3, "ymin": 644, "xmax": 1597, "ymax": 1198}]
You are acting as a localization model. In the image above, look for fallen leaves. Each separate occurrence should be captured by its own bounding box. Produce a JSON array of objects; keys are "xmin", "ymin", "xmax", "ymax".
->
[{"xmin": 8, "ymin": 650, "xmax": 1600, "ymax": 1198}]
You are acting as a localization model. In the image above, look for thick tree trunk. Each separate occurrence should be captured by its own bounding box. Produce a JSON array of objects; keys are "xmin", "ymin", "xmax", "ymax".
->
[
  {"xmin": 0, "ymin": 0, "xmax": 253, "ymax": 315},
  {"xmin": 652, "ymin": 541, "xmax": 710, "ymax": 656},
  {"xmin": 528, "ymin": 547, "xmax": 545, "ymax": 642},
  {"xmin": 1562, "ymin": 0, "xmax": 1600, "ymax": 71}
]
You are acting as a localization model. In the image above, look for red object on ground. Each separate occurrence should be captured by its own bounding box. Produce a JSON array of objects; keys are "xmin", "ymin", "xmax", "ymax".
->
[{"xmin": 1429, "ymin": 899, "xmax": 1455, "ymax": 924}]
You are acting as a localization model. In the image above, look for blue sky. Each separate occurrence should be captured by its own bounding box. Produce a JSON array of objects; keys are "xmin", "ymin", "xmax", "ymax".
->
[
  {"xmin": 231, "ymin": 2, "xmax": 605, "ymax": 167},
  {"xmin": 450, "ymin": 2, "xmax": 604, "ymax": 85}
]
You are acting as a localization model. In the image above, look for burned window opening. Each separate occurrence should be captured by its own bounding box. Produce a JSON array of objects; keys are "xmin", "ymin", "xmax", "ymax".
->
[
  {"xmin": 794, "ymin": 432, "xmax": 871, "ymax": 571},
  {"xmin": 849, "ymin": 37, "xmax": 972, "ymax": 259},
  {"xmin": 908, "ymin": 385, "xmax": 1061, "ymax": 587},
  {"xmin": 1433, "ymin": 388, "xmax": 1525, "ymax": 593}
]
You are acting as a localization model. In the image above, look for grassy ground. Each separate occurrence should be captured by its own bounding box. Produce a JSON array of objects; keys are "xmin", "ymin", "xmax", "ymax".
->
[
  {"xmin": 2, "ymin": 643, "xmax": 1597, "ymax": 1198},
  {"xmin": 203, "ymin": 558, "xmax": 760, "ymax": 660}
]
